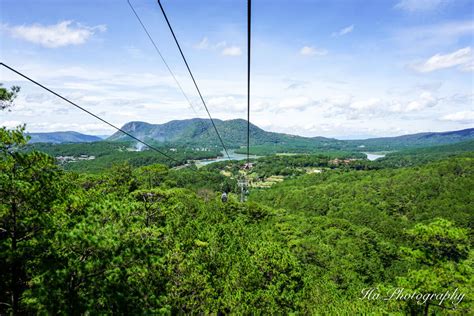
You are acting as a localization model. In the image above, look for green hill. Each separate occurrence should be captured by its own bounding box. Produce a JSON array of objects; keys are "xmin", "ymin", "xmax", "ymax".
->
[
  {"xmin": 107, "ymin": 118, "xmax": 345, "ymax": 151},
  {"xmin": 351, "ymin": 128, "xmax": 474, "ymax": 150},
  {"xmin": 2, "ymin": 126, "xmax": 473, "ymax": 314},
  {"xmin": 108, "ymin": 119, "xmax": 474, "ymax": 153}
]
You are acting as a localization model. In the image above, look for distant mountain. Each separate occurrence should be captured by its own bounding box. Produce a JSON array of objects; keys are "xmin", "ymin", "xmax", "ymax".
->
[
  {"xmin": 27, "ymin": 131, "xmax": 102, "ymax": 144},
  {"xmin": 95, "ymin": 135, "xmax": 112, "ymax": 140},
  {"xmin": 108, "ymin": 118, "xmax": 345, "ymax": 150},
  {"xmin": 351, "ymin": 128, "xmax": 474, "ymax": 150},
  {"xmin": 108, "ymin": 119, "xmax": 474, "ymax": 152}
]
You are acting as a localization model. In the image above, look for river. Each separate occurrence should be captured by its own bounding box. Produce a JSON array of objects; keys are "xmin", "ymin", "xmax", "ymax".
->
[
  {"xmin": 195, "ymin": 150, "xmax": 259, "ymax": 167},
  {"xmin": 364, "ymin": 152, "xmax": 386, "ymax": 161},
  {"xmin": 192, "ymin": 150, "xmax": 385, "ymax": 167}
]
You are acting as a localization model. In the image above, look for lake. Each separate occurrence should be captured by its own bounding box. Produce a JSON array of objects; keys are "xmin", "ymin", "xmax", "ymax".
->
[{"xmin": 195, "ymin": 150, "xmax": 259, "ymax": 167}]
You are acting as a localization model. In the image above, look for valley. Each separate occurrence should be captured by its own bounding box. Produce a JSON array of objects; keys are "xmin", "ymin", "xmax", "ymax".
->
[
  {"xmin": 2, "ymin": 0, "xmax": 473, "ymax": 313},
  {"xmin": 3, "ymin": 123, "xmax": 472, "ymax": 314},
  {"xmin": 24, "ymin": 119, "xmax": 474, "ymax": 173}
]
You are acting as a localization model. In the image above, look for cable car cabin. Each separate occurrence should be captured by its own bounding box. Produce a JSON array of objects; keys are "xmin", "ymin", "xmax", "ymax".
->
[
  {"xmin": 221, "ymin": 192, "xmax": 228, "ymax": 203},
  {"xmin": 242, "ymin": 162, "xmax": 253, "ymax": 170}
]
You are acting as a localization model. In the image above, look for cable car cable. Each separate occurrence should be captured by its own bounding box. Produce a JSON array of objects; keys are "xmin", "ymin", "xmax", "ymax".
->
[
  {"xmin": 127, "ymin": 0, "xmax": 215, "ymax": 155},
  {"xmin": 127, "ymin": 0, "xmax": 198, "ymax": 117},
  {"xmin": 156, "ymin": 0, "xmax": 231, "ymax": 161},
  {"xmin": 0, "ymin": 62, "xmax": 199, "ymax": 171},
  {"xmin": 247, "ymin": 0, "xmax": 251, "ymax": 164}
]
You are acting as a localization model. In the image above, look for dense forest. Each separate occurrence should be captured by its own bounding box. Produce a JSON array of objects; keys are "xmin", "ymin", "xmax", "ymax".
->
[
  {"xmin": 93, "ymin": 118, "xmax": 474, "ymax": 155},
  {"xmin": 1, "ymin": 86, "xmax": 473, "ymax": 315},
  {"xmin": 26, "ymin": 141, "xmax": 223, "ymax": 173}
]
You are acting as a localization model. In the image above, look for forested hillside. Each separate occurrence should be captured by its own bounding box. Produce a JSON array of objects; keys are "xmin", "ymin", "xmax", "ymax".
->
[
  {"xmin": 2, "ymin": 0, "xmax": 473, "ymax": 313},
  {"xmin": 106, "ymin": 119, "xmax": 474, "ymax": 153},
  {"xmin": 374, "ymin": 140, "xmax": 474, "ymax": 167},
  {"xmin": 108, "ymin": 118, "xmax": 346, "ymax": 151},
  {"xmin": 26, "ymin": 141, "xmax": 223, "ymax": 173},
  {"xmin": 1, "ymin": 125, "xmax": 472, "ymax": 314},
  {"xmin": 350, "ymin": 128, "xmax": 474, "ymax": 150}
]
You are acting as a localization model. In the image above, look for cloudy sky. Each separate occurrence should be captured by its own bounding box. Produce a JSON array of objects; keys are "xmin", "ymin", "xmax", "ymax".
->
[{"xmin": 0, "ymin": 0, "xmax": 473, "ymax": 138}]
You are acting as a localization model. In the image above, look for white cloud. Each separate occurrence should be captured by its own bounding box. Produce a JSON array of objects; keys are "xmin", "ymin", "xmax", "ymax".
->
[
  {"xmin": 3, "ymin": 20, "xmax": 106, "ymax": 48},
  {"xmin": 278, "ymin": 96, "xmax": 315, "ymax": 111},
  {"xmin": 207, "ymin": 95, "xmax": 268, "ymax": 114},
  {"xmin": 251, "ymin": 117, "xmax": 272, "ymax": 128},
  {"xmin": 323, "ymin": 95, "xmax": 353, "ymax": 108},
  {"xmin": 215, "ymin": 41, "xmax": 227, "ymax": 49},
  {"xmin": 350, "ymin": 98, "xmax": 381, "ymax": 110},
  {"xmin": 388, "ymin": 92, "xmax": 438, "ymax": 113},
  {"xmin": 1, "ymin": 120, "xmax": 23, "ymax": 129},
  {"xmin": 194, "ymin": 37, "xmax": 241, "ymax": 57},
  {"xmin": 26, "ymin": 122, "xmax": 115, "ymax": 134},
  {"xmin": 460, "ymin": 61, "xmax": 474, "ymax": 72},
  {"xmin": 252, "ymin": 100, "xmax": 270, "ymax": 112},
  {"xmin": 285, "ymin": 79, "xmax": 308, "ymax": 90},
  {"xmin": 413, "ymin": 47, "xmax": 473, "ymax": 73},
  {"xmin": 332, "ymin": 25, "xmax": 354, "ymax": 36},
  {"xmin": 221, "ymin": 46, "xmax": 242, "ymax": 56},
  {"xmin": 0, "ymin": 61, "xmax": 208, "ymax": 133},
  {"xmin": 125, "ymin": 46, "xmax": 144, "ymax": 59},
  {"xmin": 324, "ymin": 91, "xmax": 440, "ymax": 119},
  {"xmin": 395, "ymin": 0, "xmax": 450, "ymax": 12},
  {"xmin": 396, "ymin": 20, "xmax": 473, "ymax": 48},
  {"xmin": 208, "ymin": 95, "xmax": 245, "ymax": 111},
  {"xmin": 195, "ymin": 37, "xmax": 209, "ymax": 49},
  {"xmin": 300, "ymin": 46, "xmax": 328, "ymax": 56},
  {"xmin": 2, "ymin": 57, "xmax": 470, "ymax": 137},
  {"xmin": 404, "ymin": 91, "xmax": 438, "ymax": 111},
  {"xmin": 440, "ymin": 111, "xmax": 474, "ymax": 123}
]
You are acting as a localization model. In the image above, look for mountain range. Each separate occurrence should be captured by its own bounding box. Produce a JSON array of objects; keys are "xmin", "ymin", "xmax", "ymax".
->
[
  {"xmin": 108, "ymin": 118, "xmax": 345, "ymax": 148},
  {"xmin": 108, "ymin": 119, "xmax": 474, "ymax": 151},
  {"xmin": 27, "ymin": 119, "xmax": 474, "ymax": 151},
  {"xmin": 27, "ymin": 131, "xmax": 102, "ymax": 144}
]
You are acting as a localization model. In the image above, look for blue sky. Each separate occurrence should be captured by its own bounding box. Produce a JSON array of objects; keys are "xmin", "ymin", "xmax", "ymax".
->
[{"xmin": 0, "ymin": 0, "xmax": 473, "ymax": 138}]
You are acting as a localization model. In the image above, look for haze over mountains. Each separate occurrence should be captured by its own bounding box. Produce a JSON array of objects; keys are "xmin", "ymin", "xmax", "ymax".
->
[
  {"xmin": 27, "ymin": 131, "xmax": 102, "ymax": 144},
  {"xmin": 108, "ymin": 118, "xmax": 343, "ymax": 148},
  {"xmin": 29, "ymin": 118, "xmax": 474, "ymax": 151},
  {"xmin": 109, "ymin": 119, "xmax": 474, "ymax": 150}
]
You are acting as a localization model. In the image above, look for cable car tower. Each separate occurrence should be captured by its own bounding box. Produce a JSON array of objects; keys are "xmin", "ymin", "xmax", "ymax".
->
[
  {"xmin": 238, "ymin": 177, "xmax": 249, "ymax": 203},
  {"xmin": 239, "ymin": 0, "xmax": 252, "ymax": 203}
]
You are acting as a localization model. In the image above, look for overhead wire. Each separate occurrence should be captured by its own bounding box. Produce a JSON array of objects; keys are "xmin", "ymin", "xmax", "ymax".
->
[
  {"xmin": 0, "ymin": 62, "xmax": 199, "ymax": 171},
  {"xmin": 247, "ymin": 0, "xmax": 251, "ymax": 164},
  {"xmin": 126, "ymin": 0, "xmax": 199, "ymax": 117},
  {"xmin": 126, "ymin": 0, "xmax": 215, "ymax": 154},
  {"xmin": 156, "ymin": 0, "xmax": 231, "ymax": 161}
]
